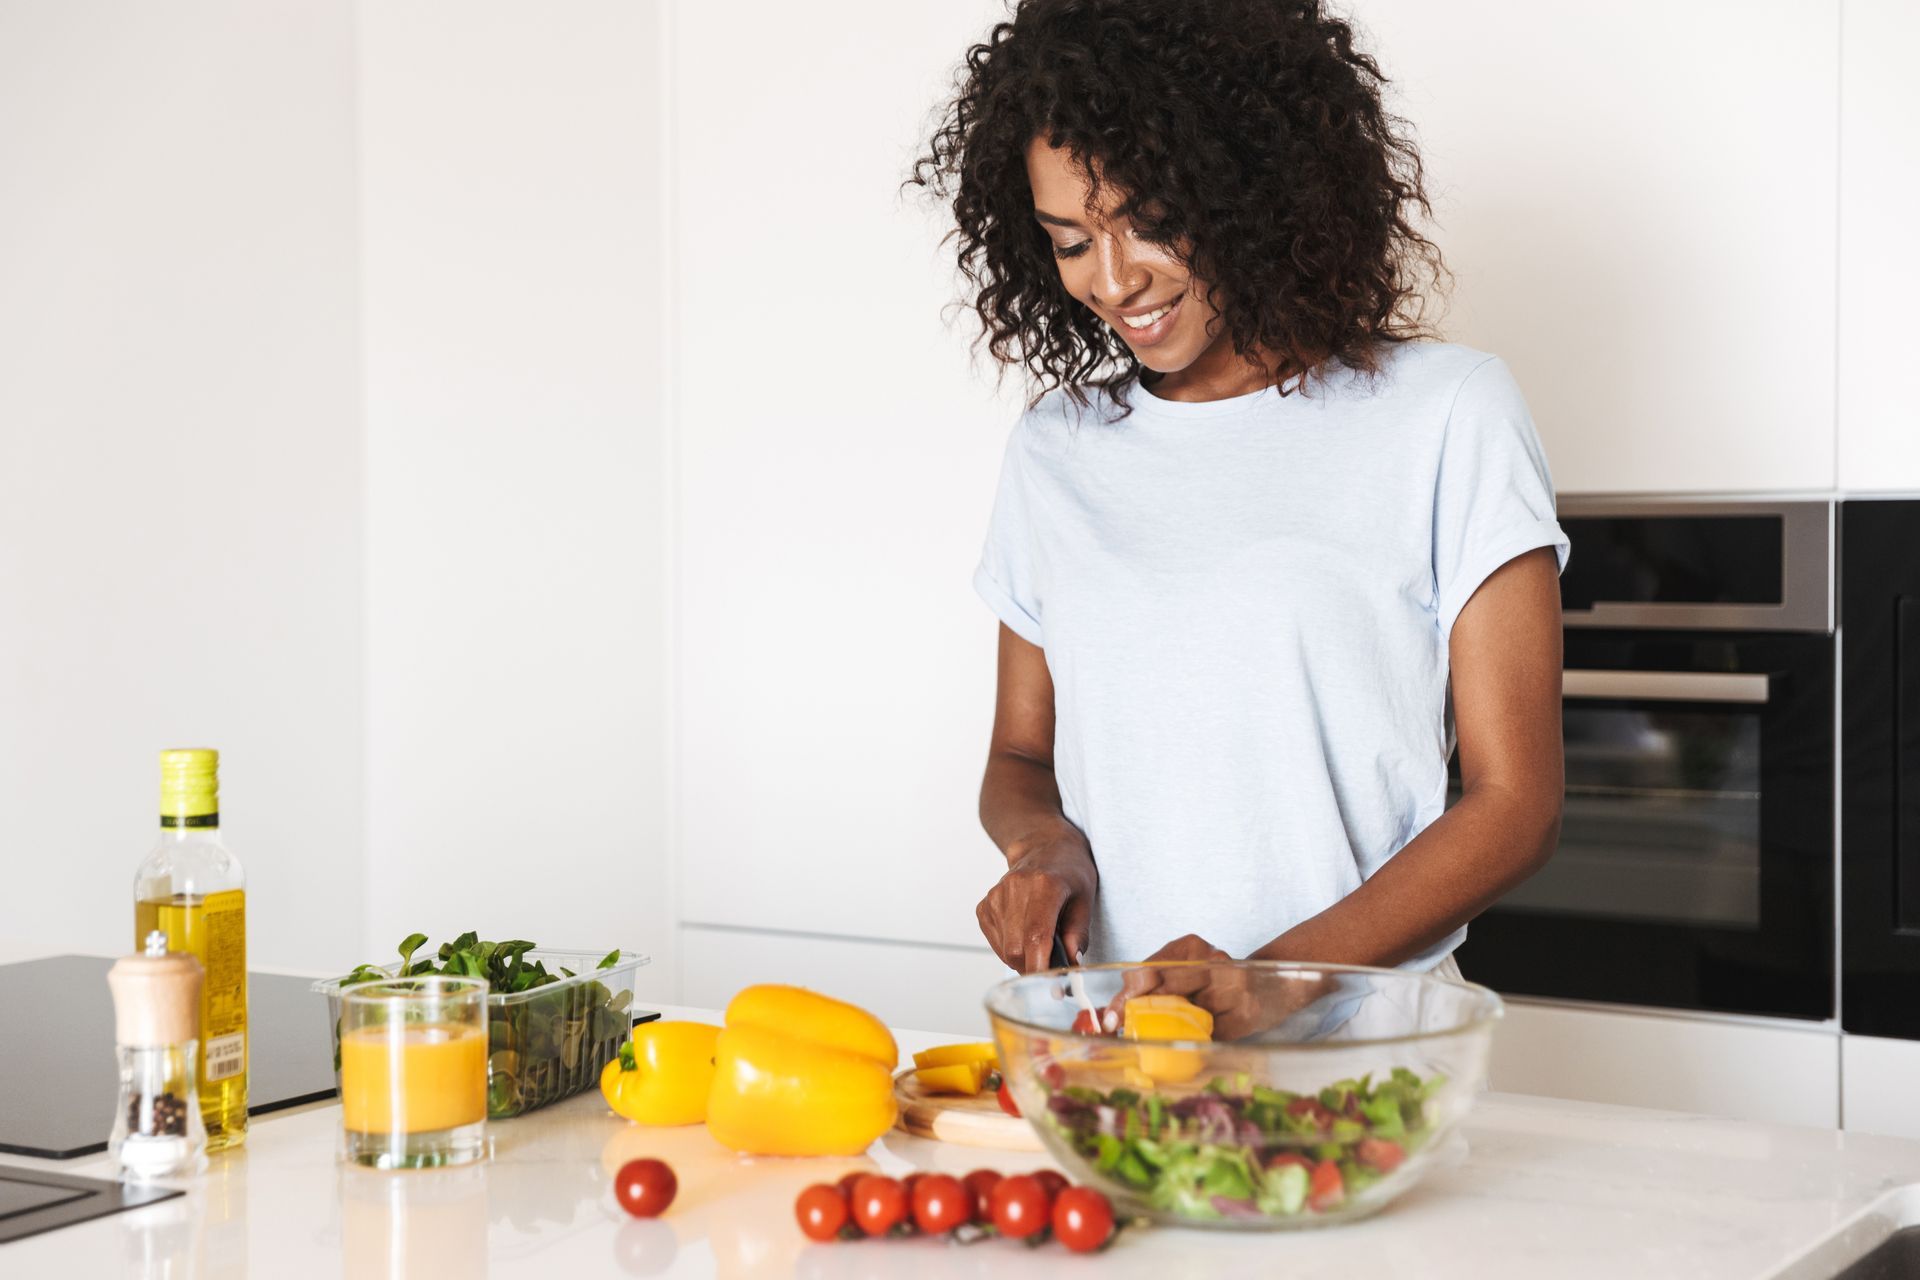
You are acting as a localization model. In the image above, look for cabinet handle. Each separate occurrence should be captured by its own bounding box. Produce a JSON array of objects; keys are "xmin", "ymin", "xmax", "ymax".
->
[
  {"xmin": 1561, "ymin": 669, "xmax": 1772, "ymax": 704},
  {"xmin": 1896, "ymin": 598, "xmax": 1920, "ymax": 931}
]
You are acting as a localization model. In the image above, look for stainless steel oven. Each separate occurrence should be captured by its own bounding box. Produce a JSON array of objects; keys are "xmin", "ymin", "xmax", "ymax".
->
[{"xmin": 1455, "ymin": 499, "xmax": 1837, "ymax": 1020}]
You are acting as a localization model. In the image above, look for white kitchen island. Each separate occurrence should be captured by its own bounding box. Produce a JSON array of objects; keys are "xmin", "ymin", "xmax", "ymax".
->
[{"xmin": 5, "ymin": 1004, "xmax": 1919, "ymax": 1279}]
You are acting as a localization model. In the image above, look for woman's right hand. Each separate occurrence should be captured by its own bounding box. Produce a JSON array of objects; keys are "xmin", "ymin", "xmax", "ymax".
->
[{"xmin": 975, "ymin": 826, "xmax": 1098, "ymax": 973}]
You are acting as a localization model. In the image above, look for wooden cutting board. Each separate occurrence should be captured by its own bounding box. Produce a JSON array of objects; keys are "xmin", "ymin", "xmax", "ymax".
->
[{"xmin": 892, "ymin": 1070, "xmax": 1044, "ymax": 1150}]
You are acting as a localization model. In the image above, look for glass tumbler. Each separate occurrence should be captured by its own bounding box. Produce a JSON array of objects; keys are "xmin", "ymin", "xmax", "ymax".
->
[{"xmin": 338, "ymin": 976, "xmax": 488, "ymax": 1169}]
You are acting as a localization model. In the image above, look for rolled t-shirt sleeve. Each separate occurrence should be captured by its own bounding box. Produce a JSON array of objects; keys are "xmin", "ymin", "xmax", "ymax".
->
[
  {"xmin": 973, "ymin": 419, "xmax": 1046, "ymax": 647},
  {"xmin": 1432, "ymin": 356, "xmax": 1571, "ymax": 639}
]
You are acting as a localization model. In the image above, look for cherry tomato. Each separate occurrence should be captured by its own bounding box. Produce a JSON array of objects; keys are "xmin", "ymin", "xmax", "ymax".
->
[
  {"xmin": 836, "ymin": 1171, "xmax": 866, "ymax": 1200},
  {"xmin": 1356, "ymin": 1136, "xmax": 1406, "ymax": 1173},
  {"xmin": 988, "ymin": 1173, "xmax": 1050, "ymax": 1239},
  {"xmin": 794, "ymin": 1183, "xmax": 849, "ymax": 1243},
  {"xmin": 1307, "ymin": 1159, "xmax": 1345, "ymax": 1212},
  {"xmin": 850, "ymin": 1174, "xmax": 909, "ymax": 1237},
  {"xmin": 1051, "ymin": 1186, "xmax": 1115, "ymax": 1253},
  {"xmin": 961, "ymin": 1169, "xmax": 1002, "ymax": 1223},
  {"xmin": 1031, "ymin": 1169, "xmax": 1068, "ymax": 1202},
  {"xmin": 910, "ymin": 1174, "xmax": 971, "ymax": 1235},
  {"xmin": 996, "ymin": 1079, "xmax": 1022, "ymax": 1117},
  {"xmin": 1070, "ymin": 1008, "xmax": 1101, "ymax": 1035},
  {"xmin": 614, "ymin": 1158, "xmax": 678, "ymax": 1219}
]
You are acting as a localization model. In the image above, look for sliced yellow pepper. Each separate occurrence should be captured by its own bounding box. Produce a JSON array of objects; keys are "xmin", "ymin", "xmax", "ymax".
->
[
  {"xmin": 1123, "ymin": 994, "xmax": 1213, "ymax": 1084},
  {"xmin": 599, "ymin": 1020, "xmax": 722, "ymax": 1125},
  {"xmin": 705, "ymin": 984, "xmax": 899, "ymax": 1156},
  {"xmin": 911, "ymin": 1041, "xmax": 998, "ymax": 1072},
  {"xmin": 913, "ymin": 1060, "xmax": 989, "ymax": 1095}
]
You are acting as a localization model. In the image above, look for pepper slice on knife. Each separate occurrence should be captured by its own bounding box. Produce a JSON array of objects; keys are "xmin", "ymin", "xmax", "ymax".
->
[{"xmin": 1122, "ymin": 994, "xmax": 1214, "ymax": 1084}]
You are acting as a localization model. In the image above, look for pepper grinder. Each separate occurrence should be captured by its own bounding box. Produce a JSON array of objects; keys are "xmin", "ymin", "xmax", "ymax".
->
[{"xmin": 108, "ymin": 931, "xmax": 209, "ymax": 1179}]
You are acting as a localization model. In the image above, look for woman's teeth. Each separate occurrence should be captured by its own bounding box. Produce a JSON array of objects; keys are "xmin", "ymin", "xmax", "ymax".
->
[{"xmin": 1119, "ymin": 304, "xmax": 1173, "ymax": 330}]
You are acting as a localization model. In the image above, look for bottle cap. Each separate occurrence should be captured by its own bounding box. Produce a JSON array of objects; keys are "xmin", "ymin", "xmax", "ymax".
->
[
  {"xmin": 107, "ymin": 934, "xmax": 204, "ymax": 1047},
  {"xmin": 159, "ymin": 748, "xmax": 219, "ymax": 823}
]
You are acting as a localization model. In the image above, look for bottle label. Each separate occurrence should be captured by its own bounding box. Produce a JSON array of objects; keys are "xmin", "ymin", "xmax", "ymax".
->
[
  {"xmin": 200, "ymin": 890, "xmax": 247, "ymax": 1080},
  {"xmin": 204, "ymin": 1032, "xmax": 245, "ymax": 1082}
]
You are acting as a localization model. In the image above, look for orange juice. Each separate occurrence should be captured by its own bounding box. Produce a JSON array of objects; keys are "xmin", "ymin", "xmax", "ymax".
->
[{"xmin": 339, "ymin": 1023, "xmax": 487, "ymax": 1135}]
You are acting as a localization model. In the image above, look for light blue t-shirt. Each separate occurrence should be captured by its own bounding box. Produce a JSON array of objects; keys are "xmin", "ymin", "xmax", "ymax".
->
[{"xmin": 972, "ymin": 340, "xmax": 1570, "ymax": 970}]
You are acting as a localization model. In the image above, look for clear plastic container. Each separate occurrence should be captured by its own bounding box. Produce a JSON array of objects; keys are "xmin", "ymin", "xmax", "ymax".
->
[{"xmin": 314, "ymin": 950, "xmax": 648, "ymax": 1119}]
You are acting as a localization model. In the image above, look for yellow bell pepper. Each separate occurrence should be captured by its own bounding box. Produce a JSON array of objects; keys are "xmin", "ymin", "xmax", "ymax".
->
[
  {"xmin": 600, "ymin": 1020, "xmax": 722, "ymax": 1125},
  {"xmin": 1123, "ymin": 994, "xmax": 1213, "ymax": 1084},
  {"xmin": 705, "ymin": 984, "xmax": 898, "ymax": 1156}
]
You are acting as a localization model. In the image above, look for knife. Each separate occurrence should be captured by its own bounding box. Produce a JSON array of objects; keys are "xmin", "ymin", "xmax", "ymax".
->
[{"xmin": 1051, "ymin": 935, "xmax": 1107, "ymax": 1030}]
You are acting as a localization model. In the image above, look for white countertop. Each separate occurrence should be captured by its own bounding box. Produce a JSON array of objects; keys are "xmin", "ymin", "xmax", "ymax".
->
[{"xmin": 7, "ymin": 1002, "xmax": 1920, "ymax": 1279}]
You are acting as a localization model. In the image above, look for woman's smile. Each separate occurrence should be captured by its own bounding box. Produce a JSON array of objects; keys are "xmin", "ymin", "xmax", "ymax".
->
[{"xmin": 1111, "ymin": 295, "xmax": 1183, "ymax": 347}]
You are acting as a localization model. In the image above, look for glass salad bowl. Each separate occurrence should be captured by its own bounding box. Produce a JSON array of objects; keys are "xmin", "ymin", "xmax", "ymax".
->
[{"xmin": 984, "ymin": 960, "xmax": 1501, "ymax": 1230}]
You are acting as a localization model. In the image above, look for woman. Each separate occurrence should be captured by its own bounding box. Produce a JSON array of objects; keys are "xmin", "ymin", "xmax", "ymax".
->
[{"xmin": 910, "ymin": 0, "xmax": 1567, "ymax": 1012}]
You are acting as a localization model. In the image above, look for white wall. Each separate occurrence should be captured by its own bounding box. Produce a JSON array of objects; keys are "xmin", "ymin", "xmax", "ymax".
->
[
  {"xmin": 0, "ymin": 0, "xmax": 365, "ymax": 971},
  {"xmin": 0, "ymin": 2, "xmax": 672, "ymax": 994},
  {"xmin": 359, "ymin": 0, "xmax": 674, "ymax": 1000}
]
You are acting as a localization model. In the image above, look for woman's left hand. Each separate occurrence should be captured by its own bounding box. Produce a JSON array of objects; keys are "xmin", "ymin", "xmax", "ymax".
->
[
  {"xmin": 1114, "ymin": 934, "xmax": 1265, "ymax": 1039},
  {"xmin": 1116, "ymin": 934, "xmax": 1337, "ymax": 1041}
]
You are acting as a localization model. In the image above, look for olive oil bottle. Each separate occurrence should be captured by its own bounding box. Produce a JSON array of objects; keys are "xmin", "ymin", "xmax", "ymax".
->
[{"xmin": 134, "ymin": 749, "xmax": 247, "ymax": 1151}]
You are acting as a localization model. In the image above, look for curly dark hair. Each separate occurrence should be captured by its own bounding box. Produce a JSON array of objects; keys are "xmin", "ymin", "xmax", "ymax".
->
[{"xmin": 906, "ymin": 0, "xmax": 1451, "ymax": 417}]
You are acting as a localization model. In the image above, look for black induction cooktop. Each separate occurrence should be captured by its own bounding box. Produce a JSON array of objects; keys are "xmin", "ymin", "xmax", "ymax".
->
[{"xmin": 0, "ymin": 955, "xmax": 339, "ymax": 1160}]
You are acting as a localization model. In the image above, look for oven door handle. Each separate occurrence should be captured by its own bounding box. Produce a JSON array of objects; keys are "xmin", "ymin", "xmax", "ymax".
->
[
  {"xmin": 1561, "ymin": 669, "xmax": 1772, "ymax": 704},
  {"xmin": 1895, "ymin": 597, "xmax": 1920, "ymax": 930}
]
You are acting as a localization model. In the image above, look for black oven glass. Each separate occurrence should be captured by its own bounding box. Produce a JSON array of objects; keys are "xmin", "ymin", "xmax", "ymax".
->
[
  {"xmin": 1503, "ymin": 706, "xmax": 1762, "ymax": 927},
  {"xmin": 1560, "ymin": 516, "xmax": 1783, "ymax": 609},
  {"xmin": 1455, "ymin": 625, "xmax": 1832, "ymax": 1020}
]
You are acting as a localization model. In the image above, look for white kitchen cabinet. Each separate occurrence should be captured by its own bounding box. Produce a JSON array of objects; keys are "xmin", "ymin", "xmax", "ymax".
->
[
  {"xmin": 677, "ymin": 924, "xmax": 1012, "ymax": 1036},
  {"xmin": 1359, "ymin": 1, "xmax": 1840, "ymax": 495},
  {"xmin": 358, "ymin": 0, "xmax": 675, "ymax": 1001},
  {"xmin": 671, "ymin": 0, "xmax": 1032, "ymax": 948},
  {"xmin": 1491, "ymin": 1000, "xmax": 1840, "ymax": 1128},
  {"xmin": 1842, "ymin": 1035, "xmax": 1920, "ymax": 1139},
  {"xmin": 1837, "ymin": 0, "xmax": 1920, "ymax": 492}
]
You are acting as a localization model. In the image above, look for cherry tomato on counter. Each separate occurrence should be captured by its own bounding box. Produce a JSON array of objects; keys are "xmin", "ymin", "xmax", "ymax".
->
[
  {"xmin": 836, "ymin": 1171, "xmax": 866, "ymax": 1200},
  {"xmin": 988, "ymin": 1173, "xmax": 1051, "ymax": 1239},
  {"xmin": 614, "ymin": 1158, "xmax": 677, "ymax": 1219},
  {"xmin": 850, "ymin": 1174, "xmax": 909, "ymax": 1236},
  {"xmin": 910, "ymin": 1174, "xmax": 971, "ymax": 1235},
  {"xmin": 1031, "ymin": 1169, "xmax": 1068, "ymax": 1202},
  {"xmin": 1051, "ymin": 1186, "xmax": 1115, "ymax": 1253},
  {"xmin": 961, "ymin": 1169, "xmax": 1002, "ymax": 1223},
  {"xmin": 795, "ymin": 1183, "xmax": 850, "ymax": 1243}
]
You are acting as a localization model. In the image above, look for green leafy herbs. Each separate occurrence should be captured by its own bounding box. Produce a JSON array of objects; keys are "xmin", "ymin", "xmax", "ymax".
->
[
  {"xmin": 341, "ymin": 931, "xmax": 623, "ymax": 995},
  {"xmin": 333, "ymin": 931, "xmax": 634, "ymax": 1119}
]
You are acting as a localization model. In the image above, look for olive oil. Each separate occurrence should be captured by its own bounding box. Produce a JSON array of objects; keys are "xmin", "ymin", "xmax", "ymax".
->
[{"xmin": 134, "ymin": 750, "xmax": 248, "ymax": 1151}]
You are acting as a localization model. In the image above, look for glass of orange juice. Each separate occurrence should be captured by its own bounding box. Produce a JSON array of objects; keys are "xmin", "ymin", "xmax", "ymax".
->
[{"xmin": 338, "ymin": 976, "xmax": 488, "ymax": 1169}]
